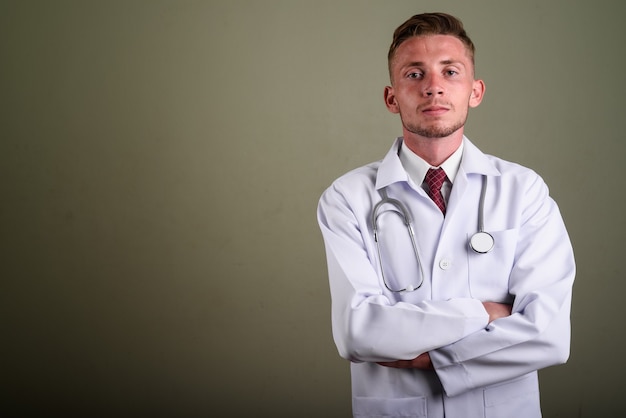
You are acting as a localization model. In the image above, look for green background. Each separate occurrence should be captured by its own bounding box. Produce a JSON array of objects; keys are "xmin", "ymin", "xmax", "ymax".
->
[{"xmin": 2, "ymin": 1, "xmax": 625, "ymax": 416}]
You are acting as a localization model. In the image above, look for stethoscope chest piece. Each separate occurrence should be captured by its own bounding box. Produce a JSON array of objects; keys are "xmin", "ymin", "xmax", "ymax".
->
[{"xmin": 469, "ymin": 231, "xmax": 494, "ymax": 254}]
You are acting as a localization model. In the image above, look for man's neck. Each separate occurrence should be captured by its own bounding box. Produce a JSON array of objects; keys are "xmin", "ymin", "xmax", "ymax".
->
[{"xmin": 402, "ymin": 132, "xmax": 464, "ymax": 167}]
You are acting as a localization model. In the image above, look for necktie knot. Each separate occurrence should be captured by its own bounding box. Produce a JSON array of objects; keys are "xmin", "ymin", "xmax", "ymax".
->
[{"xmin": 425, "ymin": 168, "xmax": 447, "ymax": 214}]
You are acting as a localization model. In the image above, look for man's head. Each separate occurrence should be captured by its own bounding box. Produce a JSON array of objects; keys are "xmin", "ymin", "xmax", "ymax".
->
[
  {"xmin": 388, "ymin": 13, "xmax": 475, "ymax": 81},
  {"xmin": 383, "ymin": 13, "xmax": 485, "ymax": 146}
]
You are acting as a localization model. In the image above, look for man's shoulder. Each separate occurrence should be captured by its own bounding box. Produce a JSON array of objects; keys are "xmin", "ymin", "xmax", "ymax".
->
[
  {"xmin": 463, "ymin": 138, "xmax": 541, "ymax": 181},
  {"xmin": 480, "ymin": 153, "xmax": 547, "ymax": 195},
  {"xmin": 326, "ymin": 160, "xmax": 381, "ymax": 193},
  {"xmin": 486, "ymin": 153, "xmax": 533, "ymax": 173},
  {"xmin": 491, "ymin": 154, "xmax": 541, "ymax": 176}
]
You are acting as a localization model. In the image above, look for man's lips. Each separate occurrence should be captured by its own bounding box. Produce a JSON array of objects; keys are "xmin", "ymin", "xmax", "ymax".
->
[{"xmin": 421, "ymin": 105, "xmax": 450, "ymax": 116}]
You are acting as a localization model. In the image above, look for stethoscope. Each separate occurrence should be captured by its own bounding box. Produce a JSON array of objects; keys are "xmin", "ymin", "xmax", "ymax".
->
[{"xmin": 372, "ymin": 174, "xmax": 494, "ymax": 293}]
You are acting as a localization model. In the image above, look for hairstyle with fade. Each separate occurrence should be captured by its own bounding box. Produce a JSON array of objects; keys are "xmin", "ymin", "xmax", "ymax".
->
[{"xmin": 387, "ymin": 13, "xmax": 476, "ymax": 77}]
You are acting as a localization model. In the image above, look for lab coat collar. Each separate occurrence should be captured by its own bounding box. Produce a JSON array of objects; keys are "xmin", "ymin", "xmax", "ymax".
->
[
  {"xmin": 460, "ymin": 137, "xmax": 501, "ymax": 177},
  {"xmin": 375, "ymin": 136, "xmax": 501, "ymax": 190},
  {"xmin": 375, "ymin": 138, "xmax": 408, "ymax": 190}
]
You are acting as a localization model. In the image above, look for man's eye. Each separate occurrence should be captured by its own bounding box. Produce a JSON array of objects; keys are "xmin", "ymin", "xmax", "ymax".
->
[
  {"xmin": 445, "ymin": 70, "xmax": 458, "ymax": 76},
  {"xmin": 407, "ymin": 72, "xmax": 422, "ymax": 79}
]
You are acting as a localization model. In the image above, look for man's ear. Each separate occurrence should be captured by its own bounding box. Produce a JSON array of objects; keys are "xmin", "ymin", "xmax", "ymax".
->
[
  {"xmin": 469, "ymin": 79, "xmax": 486, "ymax": 108},
  {"xmin": 384, "ymin": 86, "xmax": 399, "ymax": 113}
]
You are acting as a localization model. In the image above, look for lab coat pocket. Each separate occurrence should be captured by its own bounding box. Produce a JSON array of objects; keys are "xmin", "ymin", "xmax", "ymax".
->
[
  {"xmin": 484, "ymin": 373, "xmax": 541, "ymax": 418},
  {"xmin": 467, "ymin": 228, "xmax": 518, "ymax": 301},
  {"xmin": 353, "ymin": 396, "xmax": 427, "ymax": 417}
]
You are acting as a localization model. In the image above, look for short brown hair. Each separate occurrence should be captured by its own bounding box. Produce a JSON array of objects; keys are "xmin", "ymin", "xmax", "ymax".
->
[{"xmin": 388, "ymin": 13, "xmax": 475, "ymax": 71}]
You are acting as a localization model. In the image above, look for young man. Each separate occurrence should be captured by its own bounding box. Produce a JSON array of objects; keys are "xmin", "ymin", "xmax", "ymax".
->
[{"xmin": 317, "ymin": 13, "xmax": 575, "ymax": 417}]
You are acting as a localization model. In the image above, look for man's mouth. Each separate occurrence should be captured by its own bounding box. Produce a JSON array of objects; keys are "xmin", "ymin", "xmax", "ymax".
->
[{"xmin": 422, "ymin": 105, "xmax": 449, "ymax": 116}]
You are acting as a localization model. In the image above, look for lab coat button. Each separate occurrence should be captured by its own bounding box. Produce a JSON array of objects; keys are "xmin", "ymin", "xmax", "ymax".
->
[{"xmin": 439, "ymin": 259, "xmax": 452, "ymax": 270}]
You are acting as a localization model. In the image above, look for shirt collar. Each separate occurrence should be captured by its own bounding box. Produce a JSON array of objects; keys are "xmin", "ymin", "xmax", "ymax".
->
[
  {"xmin": 399, "ymin": 140, "xmax": 464, "ymax": 186},
  {"xmin": 375, "ymin": 136, "xmax": 501, "ymax": 191}
]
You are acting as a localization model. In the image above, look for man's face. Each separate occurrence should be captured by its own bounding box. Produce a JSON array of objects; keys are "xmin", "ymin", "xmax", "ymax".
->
[{"xmin": 384, "ymin": 35, "xmax": 484, "ymax": 140}]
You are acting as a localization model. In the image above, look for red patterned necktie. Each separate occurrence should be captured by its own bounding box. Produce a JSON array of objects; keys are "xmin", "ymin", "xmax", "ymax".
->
[{"xmin": 425, "ymin": 168, "xmax": 448, "ymax": 214}]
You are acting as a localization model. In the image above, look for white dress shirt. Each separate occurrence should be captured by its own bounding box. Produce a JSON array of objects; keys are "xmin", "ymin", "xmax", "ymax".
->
[{"xmin": 398, "ymin": 141, "xmax": 464, "ymax": 204}]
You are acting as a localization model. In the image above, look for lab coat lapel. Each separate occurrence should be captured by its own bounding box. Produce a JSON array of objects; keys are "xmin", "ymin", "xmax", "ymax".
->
[
  {"xmin": 460, "ymin": 138, "xmax": 501, "ymax": 177},
  {"xmin": 445, "ymin": 138, "xmax": 501, "ymax": 222},
  {"xmin": 375, "ymin": 138, "xmax": 409, "ymax": 190}
]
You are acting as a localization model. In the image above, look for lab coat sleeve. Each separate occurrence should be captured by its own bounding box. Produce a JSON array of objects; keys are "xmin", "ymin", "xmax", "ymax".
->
[
  {"xmin": 429, "ymin": 173, "xmax": 575, "ymax": 397},
  {"xmin": 318, "ymin": 181, "xmax": 489, "ymax": 363}
]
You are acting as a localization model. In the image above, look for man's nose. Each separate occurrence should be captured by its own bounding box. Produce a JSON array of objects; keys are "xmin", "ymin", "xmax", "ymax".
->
[{"xmin": 422, "ymin": 74, "xmax": 444, "ymax": 97}]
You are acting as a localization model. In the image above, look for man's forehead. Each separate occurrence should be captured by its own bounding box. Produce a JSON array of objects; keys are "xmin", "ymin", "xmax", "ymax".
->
[
  {"xmin": 391, "ymin": 35, "xmax": 474, "ymax": 68},
  {"xmin": 396, "ymin": 35, "xmax": 469, "ymax": 57}
]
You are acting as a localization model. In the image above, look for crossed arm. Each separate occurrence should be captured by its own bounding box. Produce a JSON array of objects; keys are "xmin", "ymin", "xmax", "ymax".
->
[{"xmin": 377, "ymin": 302, "xmax": 512, "ymax": 369}]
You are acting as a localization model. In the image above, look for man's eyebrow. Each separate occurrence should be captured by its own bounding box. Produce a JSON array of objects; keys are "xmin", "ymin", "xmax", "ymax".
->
[
  {"xmin": 401, "ymin": 59, "xmax": 466, "ymax": 68},
  {"xmin": 402, "ymin": 61, "xmax": 424, "ymax": 68},
  {"xmin": 440, "ymin": 59, "xmax": 466, "ymax": 67}
]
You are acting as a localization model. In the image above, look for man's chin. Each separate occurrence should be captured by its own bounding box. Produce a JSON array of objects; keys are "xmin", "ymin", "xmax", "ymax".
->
[{"xmin": 408, "ymin": 124, "xmax": 464, "ymax": 139}]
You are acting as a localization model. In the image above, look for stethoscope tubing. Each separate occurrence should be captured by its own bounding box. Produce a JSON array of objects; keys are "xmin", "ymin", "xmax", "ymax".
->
[
  {"xmin": 372, "ymin": 175, "xmax": 493, "ymax": 292},
  {"xmin": 470, "ymin": 175, "xmax": 494, "ymax": 253},
  {"xmin": 372, "ymin": 188, "xmax": 425, "ymax": 292}
]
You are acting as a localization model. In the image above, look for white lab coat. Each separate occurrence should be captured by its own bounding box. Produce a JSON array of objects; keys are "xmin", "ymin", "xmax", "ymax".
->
[{"xmin": 317, "ymin": 137, "xmax": 575, "ymax": 418}]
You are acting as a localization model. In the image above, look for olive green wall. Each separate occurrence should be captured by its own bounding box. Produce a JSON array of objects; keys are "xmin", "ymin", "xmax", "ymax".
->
[{"xmin": 2, "ymin": 1, "xmax": 624, "ymax": 417}]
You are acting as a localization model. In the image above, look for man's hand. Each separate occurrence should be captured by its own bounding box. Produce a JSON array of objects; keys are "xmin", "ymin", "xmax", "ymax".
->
[
  {"xmin": 377, "ymin": 352, "xmax": 433, "ymax": 370},
  {"xmin": 482, "ymin": 301, "xmax": 512, "ymax": 323}
]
